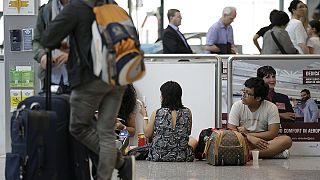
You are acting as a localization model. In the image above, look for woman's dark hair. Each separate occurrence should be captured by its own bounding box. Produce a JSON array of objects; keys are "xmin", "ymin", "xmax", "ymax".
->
[
  {"xmin": 271, "ymin": 11, "xmax": 290, "ymax": 26},
  {"xmin": 160, "ymin": 81, "xmax": 184, "ymax": 110},
  {"xmin": 244, "ymin": 77, "xmax": 269, "ymax": 101},
  {"xmin": 269, "ymin": 9, "xmax": 278, "ymax": 22},
  {"xmin": 288, "ymin": 0, "xmax": 303, "ymax": 14},
  {"xmin": 118, "ymin": 84, "xmax": 137, "ymax": 121},
  {"xmin": 309, "ymin": 20, "xmax": 320, "ymax": 35},
  {"xmin": 257, "ymin": 66, "xmax": 276, "ymax": 78}
]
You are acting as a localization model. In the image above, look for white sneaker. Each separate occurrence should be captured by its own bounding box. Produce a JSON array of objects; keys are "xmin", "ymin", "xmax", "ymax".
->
[{"xmin": 273, "ymin": 149, "xmax": 289, "ymax": 159}]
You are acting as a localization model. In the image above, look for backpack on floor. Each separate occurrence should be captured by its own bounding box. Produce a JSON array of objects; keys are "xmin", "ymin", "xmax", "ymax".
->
[
  {"xmin": 195, "ymin": 128, "xmax": 213, "ymax": 160},
  {"xmin": 91, "ymin": 0, "xmax": 145, "ymax": 86},
  {"xmin": 127, "ymin": 144, "xmax": 150, "ymax": 160},
  {"xmin": 204, "ymin": 129, "xmax": 249, "ymax": 166}
]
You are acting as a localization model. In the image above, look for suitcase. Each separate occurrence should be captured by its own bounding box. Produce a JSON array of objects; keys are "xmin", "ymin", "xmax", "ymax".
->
[{"xmin": 5, "ymin": 51, "xmax": 90, "ymax": 180}]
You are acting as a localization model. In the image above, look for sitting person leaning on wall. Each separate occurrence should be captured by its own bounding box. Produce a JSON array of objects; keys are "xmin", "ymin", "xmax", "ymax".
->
[
  {"xmin": 143, "ymin": 81, "xmax": 198, "ymax": 162},
  {"xmin": 257, "ymin": 66, "xmax": 296, "ymax": 121},
  {"xmin": 228, "ymin": 77, "xmax": 292, "ymax": 158}
]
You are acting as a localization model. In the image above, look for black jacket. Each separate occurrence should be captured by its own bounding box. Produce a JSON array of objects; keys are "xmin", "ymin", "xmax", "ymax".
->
[
  {"xmin": 162, "ymin": 26, "xmax": 193, "ymax": 54},
  {"xmin": 267, "ymin": 92, "xmax": 294, "ymax": 114},
  {"xmin": 40, "ymin": 0, "xmax": 96, "ymax": 89}
]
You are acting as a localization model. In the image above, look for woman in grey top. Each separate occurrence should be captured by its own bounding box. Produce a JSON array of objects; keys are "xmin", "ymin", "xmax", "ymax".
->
[{"xmin": 261, "ymin": 10, "xmax": 298, "ymax": 54}]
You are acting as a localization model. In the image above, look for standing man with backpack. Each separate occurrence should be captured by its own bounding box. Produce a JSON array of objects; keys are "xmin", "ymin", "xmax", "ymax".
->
[{"xmin": 40, "ymin": 0, "xmax": 136, "ymax": 179}]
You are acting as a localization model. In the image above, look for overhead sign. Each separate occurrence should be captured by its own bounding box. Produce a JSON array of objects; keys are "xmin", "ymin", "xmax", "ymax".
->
[
  {"xmin": 4, "ymin": 0, "xmax": 35, "ymax": 15},
  {"xmin": 303, "ymin": 70, "xmax": 320, "ymax": 84}
]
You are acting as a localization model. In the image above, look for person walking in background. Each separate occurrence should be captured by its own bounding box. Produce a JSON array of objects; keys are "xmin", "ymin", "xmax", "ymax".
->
[
  {"xmin": 33, "ymin": 0, "xmax": 71, "ymax": 94},
  {"xmin": 228, "ymin": 77, "xmax": 292, "ymax": 159},
  {"xmin": 253, "ymin": 10, "xmax": 276, "ymax": 53},
  {"xmin": 40, "ymin": 0, "xmax": 135, "ymax": 179},
  {"xmin": 261, "ymin": 10, "xmax": 298, "ymax": 54},
  {"xmin": 307, "ymin": 20, "xmax": 320, "ymax": 54},
  {"xmin": 205, "ymin": 6, "xmax": 237, "ymax": 54},
  {"xmin": 294, "ymin": 89, "xmax": 319, "ymax": 123},
  {"xmin": 257, "ymin": 66, "xmax": 296, "ymax": 121},
  {"xmin": 143, "ymin": 81, "xmax": 197, "ymax": 162},
  {"xmin": 162, "ymin": 9, "xmax": 193, "ymax": 54},
  {"xmin": 286, "ymin": 0, "xmax": 309, "ymax": 54}
]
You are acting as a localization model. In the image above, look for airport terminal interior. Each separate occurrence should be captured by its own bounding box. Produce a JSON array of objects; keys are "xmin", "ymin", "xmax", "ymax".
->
[
  {"xmin": 1, "ymin": 155, "xmax": 320, "ymax": 179},
  {"xmin": 1, "ymin": 0, "xmax": 320, "ymax": 180}
]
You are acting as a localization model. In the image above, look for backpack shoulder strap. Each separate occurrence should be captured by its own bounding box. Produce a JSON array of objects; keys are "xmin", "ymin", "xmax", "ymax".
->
[{"xmin": 271, "ymin": 31, "xmax": 287, "ymax": 54}]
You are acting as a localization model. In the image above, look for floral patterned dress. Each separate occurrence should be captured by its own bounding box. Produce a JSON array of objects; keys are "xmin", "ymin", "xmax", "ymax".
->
[{"xmin": 147, "ymin": 107, "xmax": 194, "ymax": 162}]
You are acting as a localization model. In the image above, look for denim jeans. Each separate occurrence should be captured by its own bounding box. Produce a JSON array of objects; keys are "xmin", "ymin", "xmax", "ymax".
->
[{"xmin": 69, "ymin": 79, "xmax": 125, "ymax": 180}]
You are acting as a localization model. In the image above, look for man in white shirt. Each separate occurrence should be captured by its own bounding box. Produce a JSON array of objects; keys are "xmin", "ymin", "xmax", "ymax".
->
[{"xmin": 228, "ymin": 77, "xmax": 292, "ymax": 158}]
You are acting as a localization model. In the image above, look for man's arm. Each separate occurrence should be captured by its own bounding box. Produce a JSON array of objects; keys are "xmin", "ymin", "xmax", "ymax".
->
[
  {"xmin": 33, "ymin": 6, "xmax": 47, "ymax": 63},
  {"xmin": 205, "ymin": 44, "xmax": 220, "ymax": 53},
  {"xmin": 253, "ymin": 34, "xmax": 261, "ymax": 53},
  {"xmin": 294, "ymin": 104, "xmax": 304, "ymax": 117},
  {"xmin": 205, "ymin": 27, "xmax": 220, "ymax": 53},
  {"xmin": 227, "ymin": 123, "xmax": 238, "ymax": 131},
  {"xmin": 248, "ymin": 124, "xmax": 279, "ymax": 141},
  {"xmin": 40, "ymin": 4, "xmax": 77, "ymax": 49},
  {"xmin": 309, "ymin": 102, "xmax": 319, "ymax": 122}
]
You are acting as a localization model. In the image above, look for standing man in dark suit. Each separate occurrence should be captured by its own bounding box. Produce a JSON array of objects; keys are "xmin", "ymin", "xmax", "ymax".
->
[{"xmin": 162, "ymin": 9, "xmax": 193, "ymax": 54}]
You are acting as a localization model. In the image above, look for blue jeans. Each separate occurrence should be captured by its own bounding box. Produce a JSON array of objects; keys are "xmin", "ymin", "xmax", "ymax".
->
[{"xmin": 69, "ymin": 79, "xmax": 125, "ymax": 180}]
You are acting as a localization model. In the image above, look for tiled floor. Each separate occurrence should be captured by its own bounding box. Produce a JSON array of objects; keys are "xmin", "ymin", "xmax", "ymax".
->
[{"xmin": 1, "ymin": 155, "xmax": 320, "ymax": 180}]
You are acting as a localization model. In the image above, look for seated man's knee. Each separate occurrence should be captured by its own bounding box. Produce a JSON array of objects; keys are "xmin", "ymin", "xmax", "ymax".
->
[{"xmin": 281, "ymin": 135, "xmax": 293, "ymax": 149}]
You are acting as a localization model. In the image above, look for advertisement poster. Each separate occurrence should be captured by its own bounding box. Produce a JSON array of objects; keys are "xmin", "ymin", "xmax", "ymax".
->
[
  {"xmin": 10, "ymin": 29, "xmax": 22, "ymax": 52},
  {"xmin": 22, "ymin": 28, "xmax": 33, "ymax": 51},
  {"xmin": 10, "ymin": 28, "xmax": 34, "ymax": 52},
  {"xmin": 303, "ymin": 70, "xmax": 320, "ymax": 84},
  {"xmin": 10, "ymin": 89, "xmax": 21, "ymax": 112},
  {"xmin": 279, "ymin": 119, "xmax": 320, "ymax": 142},
  {"xmin": 4, "ymin": 0, "xmax": 35, "ymax": 15},
  {"xmin": 10, "ymin": 65, "xmax": 34, "ymax": 87}
]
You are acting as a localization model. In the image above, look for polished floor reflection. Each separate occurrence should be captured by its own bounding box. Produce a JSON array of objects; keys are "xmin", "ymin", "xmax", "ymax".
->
[{"xmin": 1, "ymin": 155, "xmax": 320, "ymax": 180}]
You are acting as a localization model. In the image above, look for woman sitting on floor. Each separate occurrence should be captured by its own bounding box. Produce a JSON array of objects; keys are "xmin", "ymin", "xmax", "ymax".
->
[{"xmin": 143, "ymin": 81, "xmax": 198, "ymax": 162}]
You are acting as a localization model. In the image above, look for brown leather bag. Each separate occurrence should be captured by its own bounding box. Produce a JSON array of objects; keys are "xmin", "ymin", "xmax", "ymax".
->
[{"xmin": 204, "ymin": 129, "xmax": 249, "ymax": 166}]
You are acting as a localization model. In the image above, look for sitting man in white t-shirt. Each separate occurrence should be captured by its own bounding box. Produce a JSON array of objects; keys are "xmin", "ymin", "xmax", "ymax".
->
[{"xmin": 228, "ymin": 77, "xmax": 292, "ymax": 158}]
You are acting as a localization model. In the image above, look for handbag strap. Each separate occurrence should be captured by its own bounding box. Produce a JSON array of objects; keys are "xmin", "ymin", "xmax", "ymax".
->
[{"xmin": 271, "ymin": 31, "xmax": 287, "ymax": 54}]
